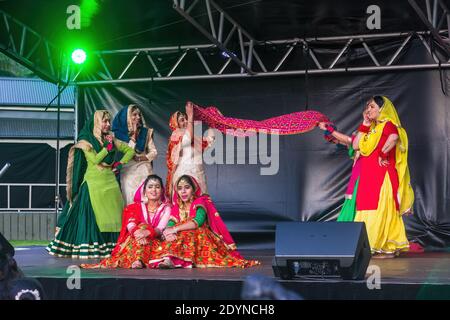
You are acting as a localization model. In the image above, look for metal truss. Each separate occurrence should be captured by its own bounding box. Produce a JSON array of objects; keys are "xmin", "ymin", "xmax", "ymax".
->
[
  {"xmin": 3, "ymin": 3, "xmax": 450, "ymax": 86},
  {"xmin": 409, "ymin": 0, "xmax": 450, "ymax": 57},
  {"xmin": 72, "ymin": 0, "xmax": 450, "ymax": 84},
  {"xmin": 75, "ymin": 30, "xmax": 450, "ymax": 85},
  {"xmin": 173, "ymin": 0, "xmax": 257, "ymax": 74},
  {"xmin": 0, "ymin": 10, "xmax": 81, "ymax": 84}
]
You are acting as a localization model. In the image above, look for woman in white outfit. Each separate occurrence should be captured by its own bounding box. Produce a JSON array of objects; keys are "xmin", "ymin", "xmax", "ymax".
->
[
  {"xmin": 112, "ymin": 104, "xmax": 158, "ymax": 204},
  {"xmin": 166, "ymin": 101, "xmax": 214, "ymax": 199}
]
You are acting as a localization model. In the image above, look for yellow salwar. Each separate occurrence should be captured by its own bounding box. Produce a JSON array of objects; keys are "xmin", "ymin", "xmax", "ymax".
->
[
  {"xmin": 355, "ymin": 172, "xmax": 409, "ymax": 254},
  {"xmin": 355, "ymin": 96, "xmax": 413, "ymax": 254}
]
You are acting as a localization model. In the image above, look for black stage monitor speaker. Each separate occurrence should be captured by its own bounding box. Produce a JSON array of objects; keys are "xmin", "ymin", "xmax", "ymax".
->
[{"xmin": 272, "ymin": 222, "xmax": 371, "ymax": 280}]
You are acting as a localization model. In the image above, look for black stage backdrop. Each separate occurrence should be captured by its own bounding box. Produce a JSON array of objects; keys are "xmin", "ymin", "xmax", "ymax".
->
[
  {"xmin": 77, "ymin": 66, "xmax": 450, "ymax": 249},
  {"xmin": 0, "ymin": 143, "xmax": 72, "ymax": 209}
]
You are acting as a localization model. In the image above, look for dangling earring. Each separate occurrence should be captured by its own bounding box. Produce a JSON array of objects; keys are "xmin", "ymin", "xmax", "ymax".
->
[{"xmin": 143, "ymin": 196, "xmax": 149, "ymax": 204}]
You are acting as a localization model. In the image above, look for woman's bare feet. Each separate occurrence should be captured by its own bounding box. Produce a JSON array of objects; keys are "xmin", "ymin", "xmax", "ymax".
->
[
  {"xmin": 131, "ymin": 260, "xmax": 144, "ymax": 269},
  {"xmin": 158, "ymin": 257, "xmax": 174, "ymax": 269}
]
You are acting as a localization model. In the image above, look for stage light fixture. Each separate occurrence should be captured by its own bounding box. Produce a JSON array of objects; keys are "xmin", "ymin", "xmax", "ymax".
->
[
  {"xmin": 220, "ymin": 51, "xmax": 236, "ymax": 59},
  {"xmin": 71, "ymin": 49, "xmax": 87, "ymax": 64}
]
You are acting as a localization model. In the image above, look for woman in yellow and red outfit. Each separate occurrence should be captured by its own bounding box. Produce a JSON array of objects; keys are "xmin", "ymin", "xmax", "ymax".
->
[{"xmin": 353, "ymin": 96, "xmax": 414, "ymax": 258}]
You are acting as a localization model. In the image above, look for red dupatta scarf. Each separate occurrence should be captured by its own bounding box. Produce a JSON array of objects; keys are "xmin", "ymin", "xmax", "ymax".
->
[
  {"xmin": 192, "ymin": 102, "xmax": 330, "ymax": 136},
  {"xmin": 170, "ymin": 176, "xmax": 242, "ymax": 258},
  {"xmin": 165, "ymin": 112, "xmax": 209, "ymax": 198},
  {"xmin": 165, "ymin": 112, "xmax": 182, "ymax": 198},
  {"xmin": 166, "ymin": 103, "xmax": 332, "ymax": 196}
]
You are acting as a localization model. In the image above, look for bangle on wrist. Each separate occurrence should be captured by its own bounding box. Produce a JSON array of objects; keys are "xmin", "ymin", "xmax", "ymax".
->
[
  {"xmin": 325, "ymin": 123, "xmax": 335, "ymax": 134},
  {"xmin": 130, "ymin": 226, "xmax": 139, "ymax": 236},
  {"xmin": 379, "ymin": 149, "xmax": 389, "ymax": 160},
  {"xmin": 323, "ymin": 123, "xmax": 337, "ymax": 143}
]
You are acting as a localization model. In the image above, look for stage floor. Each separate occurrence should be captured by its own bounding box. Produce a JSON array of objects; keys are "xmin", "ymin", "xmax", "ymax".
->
[{"xmin": 14, "ymin": 246, "xmax": 450, "ymax": 300}]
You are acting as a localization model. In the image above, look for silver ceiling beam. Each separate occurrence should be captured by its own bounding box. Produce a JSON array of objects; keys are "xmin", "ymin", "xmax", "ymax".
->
[
  {"xmin": 173, "ymin": 0, "xmax": 256, "ymax": 74},
  {"xmin": 409, "ymin": 0, "xmax": 450, "ymax": 57},
  {"xmin": 74, "ymin": 30, "xmax": 450, "ymax": 85}
]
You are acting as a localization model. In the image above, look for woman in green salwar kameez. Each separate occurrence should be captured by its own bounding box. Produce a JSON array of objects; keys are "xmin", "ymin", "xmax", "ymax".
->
[
  {"xmin": 317, "ymin": 113, "xmax": 368, "ymax": 222},
  {"xmin": 47, "ymin": 110, "xmax": 135, "ymax": 259},
  {"xmin": 317, "ymin": 104, "xmax": 371, "ymax": 222}
]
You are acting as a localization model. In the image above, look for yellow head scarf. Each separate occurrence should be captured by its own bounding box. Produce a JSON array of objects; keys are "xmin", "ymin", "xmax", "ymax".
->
[{"xmin": 359, "ymin": 96, "xmax": 414, "ymax": 215}]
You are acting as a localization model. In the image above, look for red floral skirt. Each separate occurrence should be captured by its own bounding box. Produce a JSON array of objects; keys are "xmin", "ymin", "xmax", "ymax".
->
[
  {"xmin": 81, "ymin": 225, "xmax": 259, "ymax": 269},
  {"xmin": 147, "ymin": 225, "xmax": 259, "ymax": 268}
]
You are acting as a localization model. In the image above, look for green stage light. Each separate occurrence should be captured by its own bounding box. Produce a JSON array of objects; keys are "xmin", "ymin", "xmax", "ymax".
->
[{"xmin": 71, "ymin": 49, "xmax": 87, "ymax": 64}]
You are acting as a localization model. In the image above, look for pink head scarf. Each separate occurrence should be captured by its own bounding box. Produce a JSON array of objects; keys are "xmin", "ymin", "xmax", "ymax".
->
[
  {"xmin": 134, "ymin": 177, "xmax": 167, "ymax": 204},
  {"xmin": 132, "ymin": 176, "xmax": 170, "ymax": 227},
  {"xmin": 171, "ymin": 175, "xmax": 242, "ymax": 258}
]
